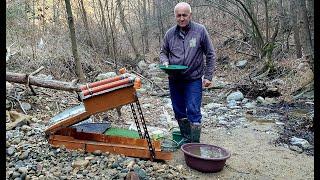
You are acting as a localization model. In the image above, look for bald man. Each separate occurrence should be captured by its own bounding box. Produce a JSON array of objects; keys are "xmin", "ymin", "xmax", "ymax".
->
[{"xmin": 160, "ymin": 2, "xmax": 216, "ymax": 143}]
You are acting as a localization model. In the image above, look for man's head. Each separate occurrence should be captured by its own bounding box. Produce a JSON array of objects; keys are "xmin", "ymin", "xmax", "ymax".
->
[{"xmin": 174, "ymin": 2, "xmax": 192, "ymax": 28}]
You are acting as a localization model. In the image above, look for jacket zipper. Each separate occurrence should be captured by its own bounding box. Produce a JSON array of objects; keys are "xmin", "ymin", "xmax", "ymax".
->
[{"xmin": 183, "ymin": 39, "xmax": 185, "ymax": 63}]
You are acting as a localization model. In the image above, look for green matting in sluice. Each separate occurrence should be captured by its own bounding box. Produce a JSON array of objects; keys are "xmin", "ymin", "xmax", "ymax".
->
[{"xmin": 104, "ymin": 127, "xmax": 140, "ymax": 139}]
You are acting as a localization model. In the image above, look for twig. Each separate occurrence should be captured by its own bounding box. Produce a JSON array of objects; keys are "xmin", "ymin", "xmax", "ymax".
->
[
  {"xmin": 209, "ymin": 28, "xmax": 252, "ymax": 48},
  {"xmin": 55, "ymin": 101, "xmax": 60, "ymax": 112},
  {"xmin": 235, "ymin": 50, "xmax": 259, "ymax": 58},
  {"xmin": 7, "ymin": 96, "xmax": 27, "ymax": 114},
  {"xmin": 130, "ymin": 69, "xmax": 166, "ymax": 93},
  {"xmin": 6, "ymin": 42, "xmax": 18, "ymax": 62},
  {"xmin": 27, "ymin": 66, "xmax": 45, "ymax": 95}
]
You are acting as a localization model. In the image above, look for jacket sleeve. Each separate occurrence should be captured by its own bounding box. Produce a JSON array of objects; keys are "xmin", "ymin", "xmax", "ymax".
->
[
  {"xmin": 201, "ymin": 27, "xmax": 216, "ymax": 81},
  {"xmin": 159, "ymin": 32, "xmax": 170, "ymax": 64}
]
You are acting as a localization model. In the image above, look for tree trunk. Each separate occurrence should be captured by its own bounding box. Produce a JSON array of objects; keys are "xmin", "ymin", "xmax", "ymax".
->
[
  {"xmin": 65, "ymin": 0, "xmax": 85, "ymax": 82},
  {"xmin": 297, "ymin": 0, "xmax": 313, "ymax": 71},
  {"xmin": 142, "ymin": 0, "xmax": 149, "ymax": 53},
  {"xmin": 97, "ymin": 0, "xmax": 110, "ymax": 55},
  {"xmin": 290, "ymin": 0, "xmax": 302, "ymax": 59},
  {"xmin": 116, "ymin": 0, "xmax": 139, "ymax": 58},
  {"xmin": 306, "ymin": 0, "xmax": 314, "ymax": 49},
  {"xmin": 156, "ymin": 0, "xmax": 164, "ymax": 46},
  {"xmin": 106, "ymin": 0, "xmax": 117, "ymax": 69},
  {"xmin": 6, "ymin": 72, "xmax": 81, "ymax": 92},
  {"xmin": 78, "ymin": 0, "xmax": 95, "ymax": 49},
  {"xmin": 264, "ymin": 0, "xmax": 269, "ymax": 43}
]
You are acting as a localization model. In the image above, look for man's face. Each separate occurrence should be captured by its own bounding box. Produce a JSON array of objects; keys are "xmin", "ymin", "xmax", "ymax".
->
[{"xmin": 175, "ymin": 6, "xmax": 192, "ymax": 28}]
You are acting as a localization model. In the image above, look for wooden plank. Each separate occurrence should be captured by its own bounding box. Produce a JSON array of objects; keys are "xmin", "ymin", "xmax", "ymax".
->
[
  {"xmin": 50, "ymin": 137, "xmax": 172, "ymax": 160},
  {"xmin": 73, "ymin": 131, "xmax": 161, "ymax": 149},
  {"xmin": 83, "ymin": 86, "xmax": 137, "ymax": 114},
  {"xmin": 51, "ymin": 132, "xmax": 161, "ymax": 150},
  {"xmin": 45, "ymin": 112, "xmax": 91, "ymax": 134}
]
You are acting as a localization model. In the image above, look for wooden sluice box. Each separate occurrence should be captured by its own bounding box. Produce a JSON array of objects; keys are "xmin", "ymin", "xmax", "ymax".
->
[{"xmin": 45, "ymin": 73, "xmax": 172, "ymax": 161}]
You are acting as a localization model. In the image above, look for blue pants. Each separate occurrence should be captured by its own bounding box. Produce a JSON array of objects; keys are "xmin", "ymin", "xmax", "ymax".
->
[{"xmin": 169, "ymin": 78, "xmax": 202, "ymax": 123}]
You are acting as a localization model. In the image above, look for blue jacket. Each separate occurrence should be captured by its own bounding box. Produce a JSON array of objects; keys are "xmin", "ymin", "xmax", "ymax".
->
[{"xmin": 160, "ymin": 21, "xmax": 216, "ymax": 81}]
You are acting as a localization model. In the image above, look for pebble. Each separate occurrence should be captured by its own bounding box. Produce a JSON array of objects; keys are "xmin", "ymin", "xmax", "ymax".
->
[
  {"xmin": 18, "ymin": 167, "xmax": 28, "ymax": 174},
  {"xmin": 72, "ymin": 159, "xmax": 90, "ymax": 168},
  {"xmin": 92, "ymin": 150, "xmax": 102, "ymax": 156},
  {"xmin": 12, "ymin": 171, "xmax": 20, "ymax": 178},
  {"xmin": 18, "ymin": 151, "xmax": 29, "ymax": 160},
  {"xmin": 7, "ymin": 147, "xmax": 16, "ymax": 156}
]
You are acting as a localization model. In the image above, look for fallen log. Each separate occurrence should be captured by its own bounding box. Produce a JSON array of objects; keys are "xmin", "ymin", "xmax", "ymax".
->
[{"xmin": 6, "ymin": 72, "xmax": 81, "ymax": 92}]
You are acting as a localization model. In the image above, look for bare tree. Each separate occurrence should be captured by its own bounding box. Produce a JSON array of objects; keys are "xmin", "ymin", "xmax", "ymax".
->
[
  {"xmin": 306, "ymin": 0, "xmax": 314, "ymax": 49},
  {"xmin": 97, "ymin": 0, "xmax": 111, "ymax": 55},
  {"xmin": 289, "ymin": 0, "xmax": 302, "ymax": 59},
  {"xmin": 117, "ymin": 0, "xmax": 139, "ymax": 58},
  {"xmin": 297, "ymin": 0, "xmax": 313, "ymax": 71},
  {"xmin": 106, "ymin": 0, "xmax": 118, "ymax": 69},
  {"xmin": 65, "ymin": 0, "xmax": 85, "ymax": 82},
  {"xmin": 78, "ymin": 0, "xmax": 95, "ymax": 49},
  {"xmin": 142, "ymin": 0, "xmax": 149, "ymax": 53}
]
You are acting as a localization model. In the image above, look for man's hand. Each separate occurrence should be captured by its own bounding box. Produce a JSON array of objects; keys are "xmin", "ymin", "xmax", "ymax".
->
[
  {"xmin": 202, "ymin": 79, "xmax": 212, "ymax": 88},
  {"xmin": 163, "ymin": 62, "xmax": 169, "ymax": 67}
]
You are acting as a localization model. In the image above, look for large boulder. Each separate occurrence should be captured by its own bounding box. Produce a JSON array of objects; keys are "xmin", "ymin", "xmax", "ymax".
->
[
  {"xmin": 95, "ymin": 72, "xmax": 117, "ymax": 81},
  {"xmin": 226, "ymin": 91, "xmax": 244, "ymax": 102}
]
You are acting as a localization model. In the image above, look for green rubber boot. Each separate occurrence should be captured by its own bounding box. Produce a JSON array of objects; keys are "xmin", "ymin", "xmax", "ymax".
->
[
  {"xmin": 190, "ymin": 122, "xmax": 201, "ymax": 143},
  {"xmin": 177, "ymin": 118, "xmax": 191, "ymax": 146}
]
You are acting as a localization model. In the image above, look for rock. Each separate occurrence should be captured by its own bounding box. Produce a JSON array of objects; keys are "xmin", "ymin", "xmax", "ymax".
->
[
  {"xmin": 148, "ymin": 63, "xmax": 159, "ymax": 71},
  {"xmin": 150, "ymin": 77, "xmax": 163, "ymax": 83},
  {"xmin": 236, "ymin": 60, "xmax": 248, "ymax": 68},
  {"xmin": 142, "ymin": 104, "xmax": 153, "ymax": 109},
  {"xmin": 290, "ymin": 137, "xmax": 312, "ymax": 149},
  {"xmin": 256, "ymin": 96, "xmax": 265, "ymax": 104},
  {"xmin": 227, "ymin": 91, "xmax": 244, "ymax": 102},
  {"xmin": 241, "ymin": 98, "xmax": 249, "ymax": 104},
  {"xmin": 134, "ymin": 168, "xmax": 147, "ymax": 179},
  {"xmin": 204, "ymin": 103, "xmax": 222, "ymax": 110},
  {"xmin": 125, "ymin": 171, "xmax": 140, "ymax": 180},
  {"xmin": 95, "ymin": 72, "xmax": 117, "ymax": 81},
  {"xmin": 76, "ymin": 174, "xmax": 84, "ymax": 179},
  {"xmin": 6, "ymin": 111, "xmax": 31, "ymax": 130},
  {"xmin": 19, "ymin": 151, "xmax": 29, "ymax": 160},
  {"xmin": 21, "ymin": 102, "xmax": 32, "ymax": 111},
  {"xmin": 227, "ymin": 100, "xmax": 237, "ymax": 108},
  {"xmin": 244, "ymin": 102, "xmax": 256, "ymax": 109},
  {"xmin": 137, "ymin": 88, "xmax": 147, "ymax": 94},
  {"xmin": 111, "ymin": 162, "xmax": 120, "ymax": 169},
  {"xmin": 12, "ymin": 171, "xmax": 20, "ymax": 178},
  {"xmin": 264, "ymin": 97, "xmax": 277, "ymax": 104},
  {"xmin": 7, "ymin": 147, "xmax": 16, "ymax": 156},
  {"xmin": 218, "ymin": 120, "xmax": 228, "ymax": 126},
  {"xmin": 275, "ymin": 121, "xmax": 285, "ymax": 125},
  {"xmin": 18, "ymin": 167, "xmax": 28, "ymax": 174},
  {"xmin": 92, "ymin": 150, "xmax": 102, "ymax": 156},
  {"xmin": 127, "ymin": 160, "xmax": 135, "ymax": 170},
  {"xmin": 72, "ymin": 159, "xmax": 90, "ymax": 168},
  {"xmin": 21, "ymin": 125, "xmax": 32, "ymax": 132},
  {"xmin": 137, "ymin": 60, "xmax": 148, "ymax": 71},
  {"xmin": 6, "ymin": 82, "xmax": 14, "ymax": 94},
  {"xmin": 6, "ymin": 99, "xmax": 12, "ymax": 109},
  {"xmin": 176, "ymin": 164, "xmax": 184, "ymax": 171},
  {"xmin": 289, "ymin": 145, "xmax": 303, "ymax": 153}
]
